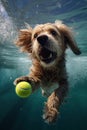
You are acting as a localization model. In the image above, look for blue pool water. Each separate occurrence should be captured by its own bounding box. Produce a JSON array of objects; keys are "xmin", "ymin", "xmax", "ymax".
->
[{"xmin": 0, "ymin": 0, "xmax": 87, "ymax": 130}]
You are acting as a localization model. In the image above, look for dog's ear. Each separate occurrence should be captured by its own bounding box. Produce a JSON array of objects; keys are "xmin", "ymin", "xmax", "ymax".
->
[
  {"xmin": 16, "ymin": 28, "xmax": 32, "ymax": 53},
  {"xmin": 55, "ymin": 21, "xmax": 81, "ymax": 55}
]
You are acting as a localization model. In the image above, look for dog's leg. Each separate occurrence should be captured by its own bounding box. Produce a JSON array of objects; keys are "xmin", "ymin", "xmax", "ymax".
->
[
  {"xmin": 43, "ymin": 79, "xmax": 68, "ymax": 123},
  {"xmin": 14, "ymin": 76, "xmax": 40, "ymax": 93},
  {"xmin": 14, "ymin": 62, "xmax": 43, "ymax": 92}
]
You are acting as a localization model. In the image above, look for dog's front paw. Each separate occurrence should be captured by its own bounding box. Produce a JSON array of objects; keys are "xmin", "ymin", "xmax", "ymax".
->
[
  {"xmin": 43, "ymin": 103, "xmax": 59, "ymax": 124},
  {"xmin": 14, "ymin": 76, "xmax": 30, "ymax": 85}
]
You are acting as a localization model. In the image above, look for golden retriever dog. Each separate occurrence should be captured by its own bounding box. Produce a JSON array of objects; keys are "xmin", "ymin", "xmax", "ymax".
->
[{"xmin": 14, "ymin": 20, "xmax": 81, "ymax": 123}]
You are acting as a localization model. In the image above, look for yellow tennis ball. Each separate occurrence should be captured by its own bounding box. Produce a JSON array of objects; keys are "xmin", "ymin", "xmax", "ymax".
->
[{"xmin": 15, "ymin": 81, "xmax": 32, "ymax": 98}]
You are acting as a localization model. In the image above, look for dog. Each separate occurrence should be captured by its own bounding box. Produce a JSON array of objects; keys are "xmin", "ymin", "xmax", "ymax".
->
[{"xmin": 14, "ymin": 20, "xmax": 81, "ymax": 123}]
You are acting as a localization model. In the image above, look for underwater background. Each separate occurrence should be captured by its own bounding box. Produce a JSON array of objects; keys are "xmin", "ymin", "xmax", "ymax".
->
[{"xmin": 0, "ymin": 0, "xmax": 87, "ymax": 130}]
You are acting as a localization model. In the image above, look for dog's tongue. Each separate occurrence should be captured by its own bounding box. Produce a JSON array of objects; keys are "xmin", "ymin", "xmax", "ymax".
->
[{"xmin": 39, "ymin": 47, "xmax": 51, "ymax": 58}]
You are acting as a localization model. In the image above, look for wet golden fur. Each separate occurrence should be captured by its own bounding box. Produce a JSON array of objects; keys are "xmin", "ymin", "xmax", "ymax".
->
[{"xmin": 14, "ymin": 21, "xmax": 81, "ymax": 123}]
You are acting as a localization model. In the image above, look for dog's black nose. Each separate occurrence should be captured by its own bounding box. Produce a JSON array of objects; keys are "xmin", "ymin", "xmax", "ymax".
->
[{"xmin": 37, "ymin": 35, "xmax": 48, "ymax": 45}]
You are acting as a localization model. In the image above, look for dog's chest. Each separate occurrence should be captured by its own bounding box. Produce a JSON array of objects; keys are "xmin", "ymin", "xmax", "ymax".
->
[
  {"xmin": 41, "ymin": 81, "xmax": 58, "ymax": 97},
  {"xmin": 40, "ymin": 69, "xmax": 59, "ymax": 97},
  {"xmin": 42, "ymin": 68, "xmax": 60, "ymax": 82}
]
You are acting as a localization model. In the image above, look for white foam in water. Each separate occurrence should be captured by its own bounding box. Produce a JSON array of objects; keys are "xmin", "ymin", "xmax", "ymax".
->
[
  {"xmin": 0, "ymin": 1, "xmax": 17, "ymax": 43},
  {"xmin": 0, "ymin": 1, "xmax": 30, "ymax": 68}
]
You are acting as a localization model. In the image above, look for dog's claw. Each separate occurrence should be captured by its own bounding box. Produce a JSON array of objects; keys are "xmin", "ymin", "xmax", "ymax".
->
[
  {"xmin": 13, "ymin": 78, "xmax": 23, "ymax": 86},
  {"xmin": 43, "ymin": 112, "xmax": 57, "ymax": 124}
]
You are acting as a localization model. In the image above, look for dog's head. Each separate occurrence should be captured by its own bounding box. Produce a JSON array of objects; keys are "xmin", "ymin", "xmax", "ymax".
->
[{"xmin": 16, "ymin": 21, "xmax": 81, "ymax": 68}]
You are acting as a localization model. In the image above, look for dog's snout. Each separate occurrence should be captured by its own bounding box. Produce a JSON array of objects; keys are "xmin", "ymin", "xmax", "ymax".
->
[{"xmin": 37, "ymin": 35, "xmax": 48, "ymax": 45}]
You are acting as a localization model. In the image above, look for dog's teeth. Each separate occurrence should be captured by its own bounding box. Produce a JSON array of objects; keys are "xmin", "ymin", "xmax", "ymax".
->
[{"xmin": 49, "ymin": 53, "xmax": 52, "ymax": 58}]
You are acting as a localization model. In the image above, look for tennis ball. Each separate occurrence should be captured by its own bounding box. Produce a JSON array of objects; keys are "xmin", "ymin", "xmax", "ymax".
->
[{"xmin": 15, "ymin": 81, "xmax": 32, "ymax": 98}]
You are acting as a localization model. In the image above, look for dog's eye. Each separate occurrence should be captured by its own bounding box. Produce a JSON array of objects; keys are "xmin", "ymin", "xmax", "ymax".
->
[
  {"xmin": 34, "ymin": 33, "xmax": 38, "ymax": 39},
  {"xmin": 50, "ymin": 30, "xmax": 57, "ymax": 36}
]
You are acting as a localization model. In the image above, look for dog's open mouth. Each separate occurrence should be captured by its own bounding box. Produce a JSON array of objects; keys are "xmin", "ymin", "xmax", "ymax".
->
[{"xmin": 39, "ymin": 47, "xmax": 57, "ymax": 63}]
